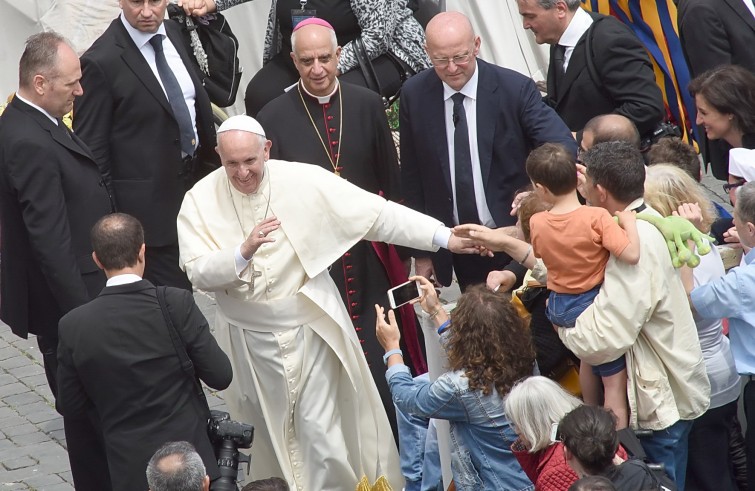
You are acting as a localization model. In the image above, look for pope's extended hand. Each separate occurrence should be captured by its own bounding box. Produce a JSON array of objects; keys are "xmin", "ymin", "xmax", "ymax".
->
[{"xmin": 636, "ymin": 212, "xmax": 714, "ymax": 268}]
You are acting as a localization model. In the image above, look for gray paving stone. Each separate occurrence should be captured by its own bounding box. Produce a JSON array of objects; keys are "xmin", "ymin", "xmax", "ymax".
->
[
  {"xmin": 38, "ymin": 483, "xmax": 75, "ymax": 491},
  {"xmin": 3, "ymin": 423, "xmax": 37, "ymax": 437},
  {"xmin": 4, "ymin": 391, "xmax": 44, "ymax": 407},
  {"xmin": 0, "ymin": 415, "xmax": 27, "ymax": 429},
  {"xmin": 58, "ymin": 470, "xmax": 73, "ymax": 483},
  {"xmin": 22, "ymin": 473, "xmax": 65, "ymax": 487},
  {"xmin": 20, "ymin": 373, "xmax": 50, "ymax": 388},
  {"xmin": 3, "ymin": 455, "xmax": 37, "ymax": 470},
  {"xmin": 8, "ymin": 363, "xmax": 45, "ymax": 378},
  {"xmin": 0, "ymin": 405, "xmax": 16, "ymax": 419},
  {"xmin": 0, "ymin": 482, "xmax": 28, "ymax": 490},
  {"xmin": 26, "ymin": 409, "xmax": 59, "ymax": 424},
  {"xmin": 1, "ymin": 355, "xmax": 31, "ymax": 370},
  {"xmin": 39, "ymin": 417, "xmax": 64, "ymax": 433},
  {"xmin": 15, "ymin": 401, "xmax": 53, "ymax": 416},
  {"xmin": 11, "ymin": 431, "xmax": 50, "ymax": 446},
  {"xmin": 0, "ymin": 382, "xmax": 29, "ymax": 398},
  {"xmin": 0, "ymin": 346, "xmax": 18, "ymax": 361}
]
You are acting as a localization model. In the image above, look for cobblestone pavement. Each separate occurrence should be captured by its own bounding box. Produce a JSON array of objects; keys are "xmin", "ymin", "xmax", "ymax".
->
[{"xmin": 0, "ymin": 290, "xmax": 230, "ymax": 489}]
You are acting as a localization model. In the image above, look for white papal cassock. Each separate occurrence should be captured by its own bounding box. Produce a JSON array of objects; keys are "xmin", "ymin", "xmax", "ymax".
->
[{"xmin": 177, "ymin": 161, "xmax": 445, "ymax": 490}]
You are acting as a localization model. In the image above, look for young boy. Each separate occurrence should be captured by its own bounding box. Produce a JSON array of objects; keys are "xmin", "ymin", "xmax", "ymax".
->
[{"xmin": 527, "ymin": 143, "xmax": 640, "ymax": 429}]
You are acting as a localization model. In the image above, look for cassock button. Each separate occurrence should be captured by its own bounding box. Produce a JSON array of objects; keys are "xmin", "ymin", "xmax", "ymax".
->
[
  {"xmin": 351, "ymin": 302, "xmax": 358, "ymax": 307},
  {"xmin": 331, "ymin": 140, "xmax": 339, "ymax": 146},
  {"xmin": 348, "ymin": 290, "xmax": 356, "ymax": 295},
  {"xmin": 351, "ymin": 315, "xmax": 359, "ymax": 320},
  {"xmin": 329, "ymin": 128, "xmax": 336, "ymax": 133},
  {"xmin": 327, "ymin": 116, "xmax": 334, "ymax": 121},
  {"xmin": 347, "ymin": 278, "xmax": 354, "ymax": 283},
  {"xmin": 324, "ymin": 103, "xmax": 330, "ymax": 109},
  {"xmin": 344, "ymin": 252, "xmax": 351, "ymax": 257}
]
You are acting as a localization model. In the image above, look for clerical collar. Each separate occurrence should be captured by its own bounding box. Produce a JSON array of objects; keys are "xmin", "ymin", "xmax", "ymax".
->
[
  {"xmin": 299, "ymin": 79, "xmax": 340, "ymax": 104},
  {"xmin": 106, "ymin": 273, "xmax": 142, "ymax": 286},
  {"xmin": 559, "ymin": 7, "xmax": 593, "ymax": 49}
]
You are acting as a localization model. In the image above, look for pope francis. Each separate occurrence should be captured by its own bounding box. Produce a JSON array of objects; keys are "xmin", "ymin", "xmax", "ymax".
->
[{"xmin": 177, "ymin": 115, "xmax": 476, "ymax": 490}]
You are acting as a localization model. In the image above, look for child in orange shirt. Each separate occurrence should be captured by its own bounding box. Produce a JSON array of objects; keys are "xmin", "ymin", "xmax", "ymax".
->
[{"xmin": 526, "ymin": 143, "xmax": 640, "ymax": 429}]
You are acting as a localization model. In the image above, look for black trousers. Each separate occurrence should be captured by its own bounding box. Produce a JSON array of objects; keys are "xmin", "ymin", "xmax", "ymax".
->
[
  {"xmin": 686, "ymin": 398, "xmax": 739, "ymax": 491},
  {"xmin": 144, "ymin": 244, "xmax": 191, "ymax": 291},
  {"xmin": 37, "ymin": 334, "xmax": 59, "ymax": 399},
  {"xmin": 744, "ymin": 379, "xmax": 755, "ymax": 491}
]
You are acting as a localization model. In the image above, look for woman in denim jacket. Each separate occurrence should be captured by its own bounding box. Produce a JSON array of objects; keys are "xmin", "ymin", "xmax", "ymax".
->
[{"xmin": 375, "ymin": 276, "xmax": 536, "ymax": 491}]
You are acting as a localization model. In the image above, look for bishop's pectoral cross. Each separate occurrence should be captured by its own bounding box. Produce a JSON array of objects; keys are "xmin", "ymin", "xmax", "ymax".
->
[{"xmin": 251, "ymin": 268, "xmax": 263, "ymax": 288}]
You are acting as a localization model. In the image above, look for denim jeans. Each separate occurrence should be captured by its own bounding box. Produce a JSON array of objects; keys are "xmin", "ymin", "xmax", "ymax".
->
[
  {"xmin": 640, "ymin": 419, "xmax": 693, "ymax": 490},
  {"xmin": 396, "ymin": 373, "xmax": 442, "ymax": 491}
]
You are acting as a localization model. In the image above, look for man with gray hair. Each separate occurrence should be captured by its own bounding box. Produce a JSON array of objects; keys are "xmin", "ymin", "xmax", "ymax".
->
[
  {"xmin": 147, "ymin": 441, "xmax": 210, "ymax": 491},
  {"xmin": 516, "ymin": 0, "xmax": 663, "ymax": 141},
  {"xmin": 684, "ymin": 180, "xmax": 755, "ymax": 485}
]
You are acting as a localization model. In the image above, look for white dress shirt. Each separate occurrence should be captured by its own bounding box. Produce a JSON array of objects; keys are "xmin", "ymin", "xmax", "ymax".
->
[
  {"xmin": 558, "ymin": 7, "xmax": 594, "ymax": 72},
  {"xmin": 120, "ymin": 14, "xmax": 198, "ymax": 152},
  {"xmin": 15, "ymin": 93, "xmax": 58, "ymax": 125},
  {"xmin": 744, "ymin": 0, "xmax": 755, "ymax": 21},
  {"xmin": 442, "ymin": 65, "xmax": 496, "ymax": 227}
]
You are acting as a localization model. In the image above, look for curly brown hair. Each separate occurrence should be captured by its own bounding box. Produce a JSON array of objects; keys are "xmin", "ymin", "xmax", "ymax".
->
[{"xmin": 446, "ymin": 285, "xmax": 536, "ymax": 396}]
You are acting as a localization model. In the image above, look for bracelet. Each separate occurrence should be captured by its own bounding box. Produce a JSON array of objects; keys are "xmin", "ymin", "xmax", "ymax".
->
[
  {"xmin": 518, "ymin": 245, "xmax": 533, "ymax": 265},
  {"xmin": 383, "ymin": 348, "xmax": 403, "ymax": 366},
  {"xmin": 428, "ymin": 307, "xmax": 442, "ymax": 318},
  {"xmin": 437, "ymin": 319, "xmax": 451, "ymax": 335}
]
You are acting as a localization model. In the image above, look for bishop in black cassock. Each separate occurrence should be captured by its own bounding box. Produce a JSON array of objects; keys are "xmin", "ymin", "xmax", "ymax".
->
[{"xmin": 258, "ymin": 79, "xmax": 425, "ymax": 435}]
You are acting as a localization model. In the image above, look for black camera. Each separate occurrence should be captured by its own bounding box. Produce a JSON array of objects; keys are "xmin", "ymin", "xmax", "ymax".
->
[
  {"xmin": 640, "ymin": 121, "xmax": 683, "ymax": 152},
  {"xmin": 208, "ymin": 410, "xmax": 254, "ymax": 491}
]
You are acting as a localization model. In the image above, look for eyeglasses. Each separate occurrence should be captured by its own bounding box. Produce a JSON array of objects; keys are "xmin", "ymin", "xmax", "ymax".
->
[
  {"xmin": 431, "ymin": 52, "xmax": 473, "ymax": 68},
  {"xmin": 723, "ymin": 180, "xmax": 746, "ymax": 193}
]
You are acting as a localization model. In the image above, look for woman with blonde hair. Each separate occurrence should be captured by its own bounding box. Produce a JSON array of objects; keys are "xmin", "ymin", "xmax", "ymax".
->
[{"xmin": 644, "ymin": 164, "xmax": 741, "ymax": 491}]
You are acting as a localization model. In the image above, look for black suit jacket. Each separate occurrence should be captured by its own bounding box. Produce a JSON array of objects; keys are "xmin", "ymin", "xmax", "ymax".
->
[
  {"xmin": 57, "ymin": 279, "xmax": 232, "ymax": 491},
  {"xmin": 0, "ymin": 97, "xmax": 112, "ymax": 338},
  {"xmin": 678, "ymin": 0, "xmax": 755, "ymax": 75},
  {"xmin": 74, "ymin": 18, "xmax": 219, "ymax": 247},
  {"xmin": 546, "ymin": 12, "xmax": 665, "ymax": 137},
  {"xmin": 400, "ymin": 59, "xmax": 576, "ymax": 286}
]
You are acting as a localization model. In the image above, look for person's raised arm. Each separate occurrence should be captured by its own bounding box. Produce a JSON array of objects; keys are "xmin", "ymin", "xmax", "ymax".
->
[{"xmin": 614, "ymin": 210, "xmax": 640, "ymax": 265}]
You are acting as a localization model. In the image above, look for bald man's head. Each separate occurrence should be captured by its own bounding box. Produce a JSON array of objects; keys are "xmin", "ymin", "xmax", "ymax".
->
[
  {"xmin": 425, "ymin": 12, "xmax": 480, "ymax": 92},
  {"xmin": 582, "ymin": 114, "xmax": 641, "ymax": 152}
]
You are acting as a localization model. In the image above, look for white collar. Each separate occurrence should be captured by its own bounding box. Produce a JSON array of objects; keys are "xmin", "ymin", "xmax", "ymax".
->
[
  {"xmin": 106, "ymin": 273, "xmax": 143, "ymax": 286},
  {"xmin": 14, "ymin": 92, "xmax": 58, "ymax": 125},
  {"xmin": 299, "ymin": 79, "xmax": 340, "ymax": 104},
  {"xmin": 442, "ymin": 63, "xmax": 479, "ymax": 102},
  {"xmin": 120, "ymin": 12, "xmax": 168, "ymax": 50},
  {"xmin": 558, "ymin": 8, "xmax": 593, "ymax": 48}
]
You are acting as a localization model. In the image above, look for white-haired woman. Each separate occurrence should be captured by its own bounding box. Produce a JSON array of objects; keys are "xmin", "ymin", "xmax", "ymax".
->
[{"xmin": 505, "ymin": 376, "xmax": 626, "ymax": 491}]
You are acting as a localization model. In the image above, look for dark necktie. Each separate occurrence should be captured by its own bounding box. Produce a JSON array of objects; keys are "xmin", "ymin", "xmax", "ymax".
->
[
  {"xmin": 451, "ymin": 93, "xmax": 479, "ymax": 225},
  {"xmin": 553, "ymin": 44, "xmax": 566, "ymax": 96},
  {"xmin": 149, "ymin": 35, "xmax": 196, "ymax": 156}
]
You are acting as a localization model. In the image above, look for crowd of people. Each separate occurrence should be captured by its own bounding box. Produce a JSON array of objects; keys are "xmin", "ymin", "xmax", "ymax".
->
[{"xmin": 1, "ymin": 0, "xmax": 755, "ymax": 490}]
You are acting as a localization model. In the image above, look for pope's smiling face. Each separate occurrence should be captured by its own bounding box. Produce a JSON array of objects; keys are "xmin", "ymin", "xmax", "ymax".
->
[{"xmin": 216, "ymin": 130, "xmax": 271, "ymax": 195}]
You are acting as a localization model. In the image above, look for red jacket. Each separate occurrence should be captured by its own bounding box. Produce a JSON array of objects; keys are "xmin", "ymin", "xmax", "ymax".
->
[{"xmin": 513, "ymin": 441, "xmax": 629, "ymax": 491}]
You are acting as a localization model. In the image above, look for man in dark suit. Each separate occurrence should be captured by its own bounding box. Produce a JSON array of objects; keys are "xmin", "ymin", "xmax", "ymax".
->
[
  {"xmin": 57, "ymin": 213, "xmax": 232, "ymax": 491},
  {"xmin": 0, "ymin": 31, "xmax": 113, "ymax": 397},
  {"xmin": 400, "ymin": 11, "xmax": 576, "ymax": 289},
  {"xmin": 677, "ymin": 0, "xmax": 755, "ymax": 179},
  {"xmin": 516, "ymin": 0, "xmax": 664, "ymax": 141},
  {"xmin": 74, "ymin": 0, "xmax": 219, "ymax": 290}
]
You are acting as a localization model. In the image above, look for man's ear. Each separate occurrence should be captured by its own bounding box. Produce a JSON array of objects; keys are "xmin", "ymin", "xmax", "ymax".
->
[
  {"xmin": 202, "ymin": 475, "xmax": 210, "ymax": 491},
  {"xmin": 92, "ymin": 251, "xmax": 105, "ymax": 271},
  {"xmin": 595, "ymin": 183, "xmax": 608, "ymax": 204},
  {"xmin": 138, "ymin": 243, "xmax": 146, "ymax": 264}
]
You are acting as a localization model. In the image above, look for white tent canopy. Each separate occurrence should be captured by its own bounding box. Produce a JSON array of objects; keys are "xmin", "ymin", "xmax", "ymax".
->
[{"xmin": 0, "ymin": 0, "xmax": 548, "ymax": 114}]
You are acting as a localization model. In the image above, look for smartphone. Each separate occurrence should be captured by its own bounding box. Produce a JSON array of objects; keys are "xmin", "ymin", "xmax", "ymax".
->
[{"xmin": 387, "ymin": 280, "xmax": 421, "ymax": 309}]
